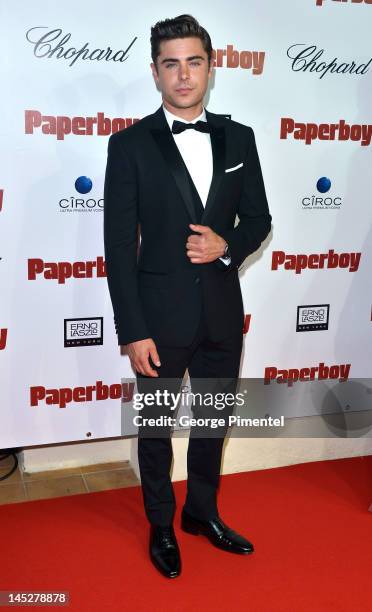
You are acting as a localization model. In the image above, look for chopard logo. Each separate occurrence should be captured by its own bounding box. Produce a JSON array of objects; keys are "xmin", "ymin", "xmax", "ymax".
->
[
  {"xmin": 287, "ymin": 44, "xmax": 371, "ymax": 79},
  {"xmin": 25, "ymin": 27, "xmax": 137, "ymax": 68}
]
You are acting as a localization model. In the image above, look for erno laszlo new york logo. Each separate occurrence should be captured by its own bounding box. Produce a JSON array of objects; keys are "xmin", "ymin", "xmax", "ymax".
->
[
  {"xmin": 287, "ymin": 44, "xmax": 371, "ymax": 79},
  {"xmin": 26, "ymin": 27, "xmax": 137, "ymax": 68}
]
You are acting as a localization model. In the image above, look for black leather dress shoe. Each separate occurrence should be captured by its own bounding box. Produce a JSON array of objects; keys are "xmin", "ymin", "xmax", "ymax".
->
[
  {"xmin": 149, "ymin": 525, "xmax": 181, "ymax": 578},
  {"xmin": 181, "ymin": 509, "xmax": 254, "ymax": 554}
]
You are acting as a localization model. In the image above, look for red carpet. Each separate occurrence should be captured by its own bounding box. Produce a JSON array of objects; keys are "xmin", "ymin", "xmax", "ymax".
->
[{"xmin": 1, "ymin": 456, "xmax": 372, "ymax": 611}]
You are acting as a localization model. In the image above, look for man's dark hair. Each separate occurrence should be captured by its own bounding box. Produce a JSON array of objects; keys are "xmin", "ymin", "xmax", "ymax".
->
[{"xmin": 151, "ymin": 14, "xmax": 213, "ymax": 69}]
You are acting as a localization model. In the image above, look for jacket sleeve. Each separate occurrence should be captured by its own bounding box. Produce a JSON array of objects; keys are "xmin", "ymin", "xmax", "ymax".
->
[
  {"xmin": 219, "ymin": 127, "xmax": 272, "ymax": 270},
  {"xmin": 103, "ymin": 133, "xmax": 150, "ymax": 345}
]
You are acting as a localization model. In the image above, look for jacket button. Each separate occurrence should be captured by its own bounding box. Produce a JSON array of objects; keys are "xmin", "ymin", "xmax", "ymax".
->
[{"xmin": 195, "ymin": 276, "xmax": 200, "ymax": 284}]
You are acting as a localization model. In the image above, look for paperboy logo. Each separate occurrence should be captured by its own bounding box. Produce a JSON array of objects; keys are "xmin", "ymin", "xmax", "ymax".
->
[
  {"xmin": 280, "ymin": 118, "xmax": 372, "ymax": 146},
  {"xmin": 0, "ymin": 328, "xmax": 7, "ymax": 350},
  {"xmin": 264, "ymin": 362, "xmax": 351, "ymax": 386},
  {"xmin": 212, "ymin": 45, "xmax": 265, "ymax": 75},
  {"xmin": 271, "ymin": 250, "xmax": 361, "ymax": 274},
  {"xmin": 64, "ymin": 318, "xmax": 103, "ymax": 347},
  {"xmin": 316, "ymin": 0, "xmax": 372, "ymax": 6},
  {"xmin": 30, "ymin": 381, "xmax": 134, "ymax": 408},
  {"xmin": 296, "ymin": 305, "xmax": 330, "ymax": 332},
  {"xmin": 25, "ymin": 110, "xmax": 139, "ymax": 140},
  {"xmin": 28, "ymin": 257, "xmax": 106, "ymax": 283},
  {"xmin": 243, "ymin": 314, "xmax": 251, "ymax": 334}
]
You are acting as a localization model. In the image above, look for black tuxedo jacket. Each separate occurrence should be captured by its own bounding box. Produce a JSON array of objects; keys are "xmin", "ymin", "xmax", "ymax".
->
[{"xmin": 103, "ymin": 105, "xmax": 272, "ymax": 347}]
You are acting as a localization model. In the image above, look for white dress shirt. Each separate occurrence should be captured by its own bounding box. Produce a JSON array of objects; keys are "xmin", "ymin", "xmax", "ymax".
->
[{"xmin": 162, "ymin": 105, "xmax": 230, "ymax": 265}]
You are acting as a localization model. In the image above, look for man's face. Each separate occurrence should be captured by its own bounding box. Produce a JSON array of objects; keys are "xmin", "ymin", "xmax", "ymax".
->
[{"xmin": 151, "ymin": 37, "xmax": 213, "ymax": 112}]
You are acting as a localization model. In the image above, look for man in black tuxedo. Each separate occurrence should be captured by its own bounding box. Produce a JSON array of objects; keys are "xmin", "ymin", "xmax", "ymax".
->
[{"xmin": 104, "ymin": 14, "xmax": 272, "ymax": 578}]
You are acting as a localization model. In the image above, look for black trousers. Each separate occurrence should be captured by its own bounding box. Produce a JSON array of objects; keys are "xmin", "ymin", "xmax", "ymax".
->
[{"xmin": 135, "ymin": 301, "xmax": 243, "ymax": 527}]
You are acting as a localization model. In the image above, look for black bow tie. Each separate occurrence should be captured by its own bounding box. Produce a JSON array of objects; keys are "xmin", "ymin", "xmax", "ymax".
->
[{"xmin": 171, "ymin": 119, "xmax": 210, "ymax": 135}]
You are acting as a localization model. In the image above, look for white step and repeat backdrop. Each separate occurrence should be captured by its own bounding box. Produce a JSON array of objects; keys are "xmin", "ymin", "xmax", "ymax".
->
[{"xmin": 1, "ymin": 0, "xmax": 372, "ymax": 447}]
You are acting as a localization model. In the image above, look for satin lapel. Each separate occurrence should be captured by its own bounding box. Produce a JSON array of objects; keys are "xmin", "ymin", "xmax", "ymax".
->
[
  {"xmin": 148, "ymin": 106, "xmax": 226, "ymax": 225},
  {"xmin": 149, "ymin": 121, "xmax": 198, "ymax": 224},
  {"xmin": 201, "ymin": 121, "xmax": 226, "ymax": 224}
]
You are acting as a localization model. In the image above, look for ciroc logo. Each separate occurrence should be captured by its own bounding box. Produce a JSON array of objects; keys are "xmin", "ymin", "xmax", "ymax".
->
[
  {"xmin": 302, "ymin": 177, "xmax": 342, "ymax": 210},
  {"xmin": 59, "ymin": 176, "xmax": 103, "ymax": 212}
]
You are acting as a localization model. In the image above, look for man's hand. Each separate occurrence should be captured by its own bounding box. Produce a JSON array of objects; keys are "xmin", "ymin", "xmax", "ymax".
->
[
  {"xmin": 186, "ymin": 224, "xmax": 227, "ymax": 264},
  {"xmin": 126, "ymin": 338, "xmax": 161, "ymax": 377}
]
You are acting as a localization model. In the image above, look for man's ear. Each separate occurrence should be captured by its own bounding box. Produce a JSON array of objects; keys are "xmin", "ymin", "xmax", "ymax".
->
[
  {"xmin": 207, "ymin": 61, "xmax": 214, "ymax": 80},
  {"xmin": 150, "ymin": 62, "xmax": 159, "ymax": 83}
]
